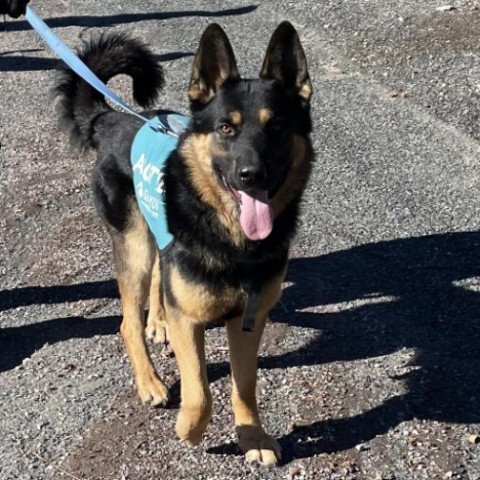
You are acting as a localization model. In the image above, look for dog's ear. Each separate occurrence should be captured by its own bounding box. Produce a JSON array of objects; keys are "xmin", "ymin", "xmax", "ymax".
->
[
  {"xmin": 260, "ymin": 21, "xmax": 312, "ymax": 102},
  {"xmin": 188, "ymin": 24, "xmax": 239, "ymax": 104}
]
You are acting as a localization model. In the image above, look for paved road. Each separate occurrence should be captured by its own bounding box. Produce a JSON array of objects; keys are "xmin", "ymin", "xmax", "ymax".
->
[{"xmin": 1, "ymin": 1, "xmax": 480, "ymax": 479}]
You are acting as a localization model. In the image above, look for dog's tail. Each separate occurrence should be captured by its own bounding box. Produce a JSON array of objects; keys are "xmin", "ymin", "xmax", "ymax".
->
[{"xmin": 55, "ymin": 32, "xmax": 164, "ymax": 149}]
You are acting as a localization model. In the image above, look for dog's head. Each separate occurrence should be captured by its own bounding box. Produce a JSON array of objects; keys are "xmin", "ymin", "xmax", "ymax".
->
[{"xmin": 181, "ymin": 22, "xmax": 313, "ymax": 243}]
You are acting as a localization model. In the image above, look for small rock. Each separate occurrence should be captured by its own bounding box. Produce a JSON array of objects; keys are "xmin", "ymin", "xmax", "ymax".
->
[
  {"xmin": 436, "ymin": 5, "xmax": 456, "ymax": 11},
  {"xmin": 355, "ymin": 443, "xmax": 369, "ymax": 451},
  {"xmin": 324, "ymin": 65, "xmax": 345, "ymax": 76},
  {"xmin": 288, "ymin": 466, "xmax": 301, "ymax": 477},
  {"xmin": 468, "ymin": 434, "xmax": 479, "ymax": 444}
]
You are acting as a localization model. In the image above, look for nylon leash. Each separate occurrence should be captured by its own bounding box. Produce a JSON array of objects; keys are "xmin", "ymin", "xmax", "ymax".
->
[{"xmin": 24, "ymin": 6, "xmax": 149, "ymax": 123}]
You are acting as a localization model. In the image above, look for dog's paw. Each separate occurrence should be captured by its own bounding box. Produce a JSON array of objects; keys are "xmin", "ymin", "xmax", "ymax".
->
[
  {"xmin": 145, "ymin": 315, "xmax": 168, "ymax": 344},
  {"xmin": 136, "ymin": 369, "xmax": 169, "ymax": 407},
  {"xmin": 176, "ymin": 404, "xmax": 212, "ymax": 446},
  {"xmin": 236, "ymin": 425, "xmax": 281, "ymax": 467}
]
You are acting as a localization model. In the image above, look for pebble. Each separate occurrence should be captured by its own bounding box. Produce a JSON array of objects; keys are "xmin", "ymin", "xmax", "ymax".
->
[
  {"xmin": 436, "ymin": 4, "xmax": 456, "ymax": 11},
  {"xmin": 288, "ymin": 465, "xmax": 301, "ymax": 477},
  {"xmin": 468, "ymin": 434, "xmax": 479, "ymax": 445},
  {"xmin": 355, "ymin": 443, "xmax": 370, "ymax": 451}
]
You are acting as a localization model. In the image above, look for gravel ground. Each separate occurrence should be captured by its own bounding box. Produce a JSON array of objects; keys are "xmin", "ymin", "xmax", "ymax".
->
[{"xmin": 1, "ymin": 1, "xmax": 480, "ymax": 479}]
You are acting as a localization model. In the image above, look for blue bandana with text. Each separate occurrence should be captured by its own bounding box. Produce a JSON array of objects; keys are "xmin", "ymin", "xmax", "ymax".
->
[{"xmin": 131, "ymin": 114, "xmax": 189, "ymax": 252}]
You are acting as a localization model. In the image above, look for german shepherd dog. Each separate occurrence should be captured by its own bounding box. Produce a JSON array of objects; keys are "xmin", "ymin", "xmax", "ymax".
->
[{"xmin": 55, "ymin": 22, "xmax": 313, "ymax": 466}]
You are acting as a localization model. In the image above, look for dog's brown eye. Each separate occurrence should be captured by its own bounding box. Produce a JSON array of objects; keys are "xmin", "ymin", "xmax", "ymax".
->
[{"xmin": 218, "ymin": 123, "xmax": 234, "ymax": 136}]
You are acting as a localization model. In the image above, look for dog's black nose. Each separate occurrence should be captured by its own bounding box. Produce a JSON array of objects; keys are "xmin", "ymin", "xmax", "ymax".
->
[{"xmin": 238, "ymin": 165, "xmax": 265, "ymax": 188}]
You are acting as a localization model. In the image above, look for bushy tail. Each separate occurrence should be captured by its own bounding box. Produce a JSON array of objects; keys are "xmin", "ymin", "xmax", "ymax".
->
[{"xmin": 54, "ymin": 32, "xmax": 164, "ymax": 149}]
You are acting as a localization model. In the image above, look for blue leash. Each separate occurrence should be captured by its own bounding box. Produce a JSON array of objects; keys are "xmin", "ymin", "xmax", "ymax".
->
[{"xmin": 24, "ymin": 6, "xmax": 149, "ymax": 124}]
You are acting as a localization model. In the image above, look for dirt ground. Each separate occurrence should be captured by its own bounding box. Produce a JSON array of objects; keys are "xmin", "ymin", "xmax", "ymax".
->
[{"xmin": 1, "ymin": 1, "xmax": 480, "ymax": 479}]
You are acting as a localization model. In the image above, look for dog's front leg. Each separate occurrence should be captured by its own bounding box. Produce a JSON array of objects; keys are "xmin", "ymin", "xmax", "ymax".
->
[
  {"xmin": 227, "ymin": 314, "xmax": 282, "ymax": 466},
  {"xmin": 167, "ymin": 312, "xmax": 212, "ymax": 446}
]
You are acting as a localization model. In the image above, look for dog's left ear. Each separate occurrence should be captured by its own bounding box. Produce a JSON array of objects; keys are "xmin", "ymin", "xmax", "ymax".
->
[
  {"xmin": 188, "ymin": 23, "xmax": 239, "ymax": 104},
  {"xmin": 260, "ymin": 21, "xmax": 312, "ymax": 102}
]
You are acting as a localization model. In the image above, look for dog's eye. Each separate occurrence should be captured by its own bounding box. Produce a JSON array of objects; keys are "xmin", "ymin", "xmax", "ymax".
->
[{"xmin": 218, "ymin": 123, "xmax": 234, "ymax": 136}]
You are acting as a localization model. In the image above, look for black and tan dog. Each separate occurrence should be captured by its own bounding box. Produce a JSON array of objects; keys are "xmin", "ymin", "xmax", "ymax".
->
[{"xmin": 55, "ymin": 22, "xmax": 313, "ymax": 465}]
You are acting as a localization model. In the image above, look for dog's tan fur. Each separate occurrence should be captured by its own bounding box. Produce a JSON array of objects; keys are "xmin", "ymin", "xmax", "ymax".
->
[
  {"xmin": 228, "ymin": 110, "xmax": 243, "ymax": 126},
  {"xmin": 257, "ymin": 107, "xmax": 273, "ymax": 125}
]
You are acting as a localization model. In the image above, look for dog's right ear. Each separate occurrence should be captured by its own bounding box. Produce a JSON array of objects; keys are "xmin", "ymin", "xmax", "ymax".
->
[{"xmin": 188, "ymin": 24, "xmax": 239, "ymax": 105}]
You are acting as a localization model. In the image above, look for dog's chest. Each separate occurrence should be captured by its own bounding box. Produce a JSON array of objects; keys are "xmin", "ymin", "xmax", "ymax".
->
[
  {"xmin": 168, "ymin": 263, "xmax": 244, "ymax": 323},
  {"xmin": 131, "ymin": 114, "xmax": 189, "ymax": 253}
]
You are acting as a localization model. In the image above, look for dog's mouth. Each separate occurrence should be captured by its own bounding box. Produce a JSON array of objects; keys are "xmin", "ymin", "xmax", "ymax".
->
[{"xmin": 219, "ymin": 173, "xmax": 274, "ymax": 241}]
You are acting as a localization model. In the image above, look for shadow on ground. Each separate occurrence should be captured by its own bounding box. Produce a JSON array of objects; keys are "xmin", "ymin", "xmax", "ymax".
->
[
  {"xmin": 1, "ymin": 231, "xmax": 479, "ymax": 460},
  {"xmin": 0, "ymin": 315, "xmax": 121, "ymax": 371},
  {"xmin": 0, "ymin": 5, "xmax": 258, "ymax": 32},
  {"xmin": 0, "ymin": 50, "xmax": 194, "ymax": 72},
  {"xmin": 0, "ymin": 279, "xmax": 119, "ymax": 371},
  {"xmin": 0, "ymin": 4, "xmax": 252, "ymax": 71},
  {"xmin": 0, "ymin": 279, "xmax": 117, "ymax": 311},
  {"xmin": 209, "ymin": 231, "xmax": 480, "ymax": 461}
]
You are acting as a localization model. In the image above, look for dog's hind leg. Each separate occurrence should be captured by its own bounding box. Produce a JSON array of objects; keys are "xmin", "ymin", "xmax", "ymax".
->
[
  {"xmin": 113, "ymin": 208, "xmax": 169, "ymax": 407},
  {"xmin": 146, "ymin": 252, "xmax": 169, "ymax": 344}
]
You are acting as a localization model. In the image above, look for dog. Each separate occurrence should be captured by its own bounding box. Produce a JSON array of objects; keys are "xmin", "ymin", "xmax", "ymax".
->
[{"xmin": 55, "ymin": 22, "xmax": 313, "ymax": 466}]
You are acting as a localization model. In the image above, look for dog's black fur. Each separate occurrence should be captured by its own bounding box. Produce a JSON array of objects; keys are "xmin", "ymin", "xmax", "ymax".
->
[{"xmin": 55, "ymin": 23, "xmax": 313, "ymax": 465}]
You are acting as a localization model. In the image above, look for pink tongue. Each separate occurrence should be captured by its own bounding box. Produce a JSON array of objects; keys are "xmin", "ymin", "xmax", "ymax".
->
[{"xmin": 239, "ymin": 190, "xmax": 273, "ymax": 241}]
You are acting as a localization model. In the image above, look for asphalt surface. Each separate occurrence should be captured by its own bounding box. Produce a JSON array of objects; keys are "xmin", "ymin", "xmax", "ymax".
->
[{"xmin": 1, "ymin": 1, "xmax": 480, "ymax": 479}]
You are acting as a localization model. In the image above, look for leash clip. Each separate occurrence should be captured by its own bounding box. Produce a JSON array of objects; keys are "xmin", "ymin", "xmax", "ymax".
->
[
  {"xmin": 149, "ymin": 115, "xmax": 185, "ymax": 138},
  {"xmin": 150, "ymin": 124, "xmax": 179, "ymax": 138}
]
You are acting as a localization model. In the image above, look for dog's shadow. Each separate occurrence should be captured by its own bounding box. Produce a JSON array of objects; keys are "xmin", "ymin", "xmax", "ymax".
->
[{"xmin": 208, "ymin": 231, "xmax": 480, "ymax": 461}]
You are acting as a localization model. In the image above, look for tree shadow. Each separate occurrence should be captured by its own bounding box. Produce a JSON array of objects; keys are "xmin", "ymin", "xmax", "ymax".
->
[
  {"xmin": 0, "ymin": 55, "xmax": 57, "ymax": 71},
  {"xmin": 208, "ymin": 231, "xmax": 480, "ymax": 461},
  {"xmin": 0, "ymin": 279, "xmax": 117, "ymax": 311},
  {"xmin": 1, "ymin": 4, "xmax": 249, "ymax": 71},
  {"xmin": 0, "ymin": 5, "xmax": 258, "ymax": 32},
  {"xmin": 0, "ymin": 51, "xmax": 193, "ymax": 72},
  {"xmin": 0, "ymin": 314, "xmax": 121, "ymax": 372},
  {"xmin": 0, "ymin": 277, "xmax": 120, "ymax": 372}
]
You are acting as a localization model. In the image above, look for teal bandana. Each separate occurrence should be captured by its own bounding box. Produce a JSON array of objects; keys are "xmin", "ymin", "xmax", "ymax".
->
[{"xmin": 131, "ymin": 113, "xmax": 189, "ymax": 252}]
